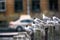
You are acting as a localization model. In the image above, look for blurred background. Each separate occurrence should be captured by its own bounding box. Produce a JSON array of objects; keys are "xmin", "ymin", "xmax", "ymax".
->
[
  {"xmin": 0, "ymin": 0, "xmax": 60, "ymax": 26},
  {"xmin": 0, "ymin": 0, "xmax": 60, "ymax": 40}
]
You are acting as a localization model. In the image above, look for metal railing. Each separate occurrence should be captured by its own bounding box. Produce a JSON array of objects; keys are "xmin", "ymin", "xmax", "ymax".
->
[
  {"xmin": 0, "ymin": 32, "xmax": 31, "ymax": 40},
  {"xmin": 34, "ymin": 30, "xmax": 42, "ymax": 40},
  {"xmin": 45, "ymin": 24, "xmax": 60, "ymax": 40},
  {"xmin": 0, "ymin": 22, "xmax": 60, "ymax": 40},
  {"xmin": 33, "ymin": 24, "xmax": 60, "ymax": 40},
  {"xmin": 13, "ymin": 32, "xmax": 31, "ymax": 40}
]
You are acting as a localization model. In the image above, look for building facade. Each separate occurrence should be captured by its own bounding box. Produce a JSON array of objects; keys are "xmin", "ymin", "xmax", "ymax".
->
[{"xmin": 0, "ymin": 0, "xmax": 60, "ymax": 21}]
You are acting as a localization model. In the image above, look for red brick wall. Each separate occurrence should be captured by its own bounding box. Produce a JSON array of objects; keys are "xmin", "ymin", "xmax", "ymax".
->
[{"xmin": 0, "ymin": 0, "xmax": 60, "ymax": 21}]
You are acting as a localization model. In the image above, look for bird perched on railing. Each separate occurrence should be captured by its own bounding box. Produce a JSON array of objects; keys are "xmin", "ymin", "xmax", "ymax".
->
[
  {"xmin": 33, "ymin": 18, "xmax": 45, "ymax": 36},
  {"xmin": 53, "ymin": 16, "xmax": 60, "ymax": 23},
  {"xmin": 25, "ymin": 25, "xmax": 33, "ymax": 35},
  {"xmin": 42, "ymin": 14, "xmax": 51, "ymax": 22}
]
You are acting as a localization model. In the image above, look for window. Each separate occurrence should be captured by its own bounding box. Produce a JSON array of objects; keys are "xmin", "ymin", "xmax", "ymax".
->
[
  {"xmin": 32, "ymin": 0, "xmax": 40, "ymax": 12},
  {"xmin": 49, "ymin": 0, "xmax": 58, "ymax": 11},
  {"xmin": 0, "ymin": 0, "xmax": 6, "ymax": 12},
  {"xmin": 21, "ymin": 20, "xmax": 33, "ymax": 23},
  {"xmin": 15, "ymin": 0, "xmax": 23, "ymax": 12}
]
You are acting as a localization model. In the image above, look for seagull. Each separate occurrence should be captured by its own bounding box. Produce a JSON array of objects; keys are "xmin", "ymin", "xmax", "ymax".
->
[
  {"xmin": 33, "ymin": 18, "xmax": 44, "ymax": 24},
  {"xmin": 33, "ymin": 18, "xmax": 45, "ymax": 36},
  {"xmin": 42, "ymin": 14, "xmax": 51, "ymax": 22},
  {"xmin": 53, "ymin": 16, "xmax": 60, "ymax": 24},
  {"xmin": 25, "ymin": 25, "xmax": 33, "ymax": 35},
  {"xmin": 53, "ymin": 16, "xmax": 60, "ymax": 21}
]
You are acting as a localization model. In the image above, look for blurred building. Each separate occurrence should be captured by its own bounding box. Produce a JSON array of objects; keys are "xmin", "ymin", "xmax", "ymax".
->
[{"xmin": 0, "ymin": 0, "xmax": 60, "ymax": 21}]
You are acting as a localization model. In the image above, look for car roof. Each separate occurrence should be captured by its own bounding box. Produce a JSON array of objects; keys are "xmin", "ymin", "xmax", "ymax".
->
[{"xmin": 20, "ymin": 15, "xmax": 33, "ymax": 20}]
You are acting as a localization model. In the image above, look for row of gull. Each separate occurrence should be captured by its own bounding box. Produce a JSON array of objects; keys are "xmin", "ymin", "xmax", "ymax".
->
[{"xmin": 25, "ymin": 14, "xmax": 60, "ymax": 36}]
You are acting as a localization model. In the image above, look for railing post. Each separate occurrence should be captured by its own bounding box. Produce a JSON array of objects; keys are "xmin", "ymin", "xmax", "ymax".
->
[
  {"xmin": 48, "ymin": 25, "xmax": 55, "ymax": 40},
  {"xmin": 13, "ymin": 32, "xmax": 31, "ymax": 40}
]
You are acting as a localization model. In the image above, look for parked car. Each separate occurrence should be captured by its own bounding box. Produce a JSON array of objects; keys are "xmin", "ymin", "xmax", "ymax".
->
[{"xmin": 9, "ymin": 15, "xmax": 33, "ymax": 31}]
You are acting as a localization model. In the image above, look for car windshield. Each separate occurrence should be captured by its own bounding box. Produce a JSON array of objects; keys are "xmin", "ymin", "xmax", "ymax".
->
[{"xmin": 21, "ymin": 20, "xmax": 33, "ymax": 23}]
